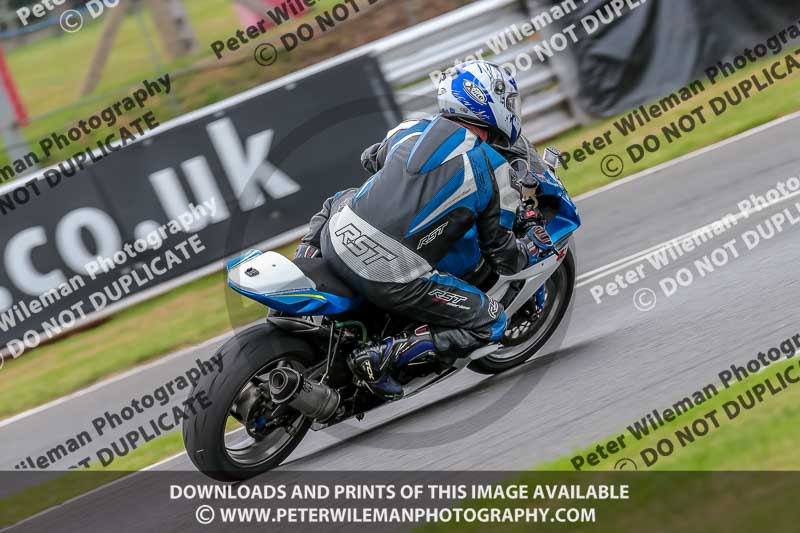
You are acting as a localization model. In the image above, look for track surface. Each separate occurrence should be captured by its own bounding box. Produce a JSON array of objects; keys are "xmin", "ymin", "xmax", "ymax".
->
[{"xmin": 3, "ymin": 114, "xmax": 800, "ymax": 531}]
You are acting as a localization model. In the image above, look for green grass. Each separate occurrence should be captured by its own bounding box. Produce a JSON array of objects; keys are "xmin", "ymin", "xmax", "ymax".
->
[
  {"xmin": 550, "ymin": 55, "xmax": 800, "ymax": 197},
  {"xmin": 6, "ymin": 0, "xmax": 311, "ymax": 114},
  {"xmin": 1, "ymin": 0, "xmax": 350, "ymax": 170},
  {"xmin": 412, "ymin": 357, "xmax": 800, "ymax": 533},
  {"xmin": 0, "ymin": 430, "xmax": 186, "ymax": 529},
  {"xmin": 7, "ymin": 0, "xmax": 238, "ymax": 117},
  {"xmin": 540, "ymin": 354, "xmax": 800, "ymax": 472},
  {"xmin": 2, "ymin": 26, "xmax": 800, "ymax": 533}
]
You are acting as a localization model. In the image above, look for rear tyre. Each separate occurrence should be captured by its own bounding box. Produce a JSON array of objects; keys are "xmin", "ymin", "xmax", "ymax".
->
[
  {"xmin": 182, "ymin": 323, "xmax": 320, "ymax": 481},
  {"xmin": 469, "ymin": 248, "xmax": 575, "ymax": 375}
]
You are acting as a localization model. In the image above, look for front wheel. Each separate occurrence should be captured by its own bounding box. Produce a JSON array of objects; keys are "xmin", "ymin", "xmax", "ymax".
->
[
  {"xmin": 182, "ymin": 323, "xmax": 320, "ymax": 481},
  {"xmin": 469, "ymin": 248, "xmax": 576, "ymax": 374}
]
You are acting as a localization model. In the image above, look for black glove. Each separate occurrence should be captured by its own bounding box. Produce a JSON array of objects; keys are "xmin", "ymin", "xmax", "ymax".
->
[
  {"xmin": 360, "ymin": 143, "xmax": 382, "ymax": 174},
  {"xmin": 295, "ymin": 243, "xmax": 321, "ymax": 259}
]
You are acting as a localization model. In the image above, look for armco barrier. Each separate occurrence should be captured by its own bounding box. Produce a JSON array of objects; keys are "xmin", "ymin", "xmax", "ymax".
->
[{"xmin": 368, "ymin": 0, "xmax": 581, "ymax": 144}]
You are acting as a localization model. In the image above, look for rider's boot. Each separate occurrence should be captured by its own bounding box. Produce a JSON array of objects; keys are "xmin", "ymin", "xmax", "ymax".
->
[{"xmin": 349, "ymin": 326, "xmax": 436, "ymax": 400}]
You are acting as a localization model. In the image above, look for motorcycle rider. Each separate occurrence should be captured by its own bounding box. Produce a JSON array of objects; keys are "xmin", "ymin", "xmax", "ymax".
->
[{"xmin": 295, "ymin": 61, "xmax": 553, "ymax": 400}]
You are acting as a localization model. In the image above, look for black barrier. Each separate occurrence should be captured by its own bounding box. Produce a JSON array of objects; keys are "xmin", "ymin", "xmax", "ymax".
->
[
  {"xmin": 0, "ymin": 54, "xmax": 400, "ymax": 348},
  {"xmin": 536, "ymin": 0, "xmax": 800, "ymax": 117}
]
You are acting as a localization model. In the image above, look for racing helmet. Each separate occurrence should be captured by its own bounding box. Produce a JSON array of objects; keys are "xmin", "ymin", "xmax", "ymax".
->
[{"xmin": 436, "ymin": 60, "xmax": 522, "ymax": 146}]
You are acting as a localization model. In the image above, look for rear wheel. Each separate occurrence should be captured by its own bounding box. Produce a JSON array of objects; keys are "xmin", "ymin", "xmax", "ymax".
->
[
  {"xmin": 182, "ymin": 323, "xmax": 320, "ymax": 481},
  {"xmin": 469, "ymin": 248, "xmax": 575, "ymax": 374}
]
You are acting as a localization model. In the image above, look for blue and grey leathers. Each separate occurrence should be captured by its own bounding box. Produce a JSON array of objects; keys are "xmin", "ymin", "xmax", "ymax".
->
[{"xmin": 298, "ymin": 116, "xmax": 543, "ymax": 399}]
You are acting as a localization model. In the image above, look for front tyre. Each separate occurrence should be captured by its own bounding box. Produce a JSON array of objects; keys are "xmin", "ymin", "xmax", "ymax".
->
[
  {"xmin": 182, "ymin": 323, "xmax": 319, "ymax": 481},
  {"xmin": 469, "ymin": 248, "xmax": 576, "ymax": 374}
]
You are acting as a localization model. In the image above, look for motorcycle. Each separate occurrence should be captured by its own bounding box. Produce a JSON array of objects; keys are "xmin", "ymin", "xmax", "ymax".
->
[{"xmin": 183, "ymin": 146, "xmax": 580, "ymax": 481}]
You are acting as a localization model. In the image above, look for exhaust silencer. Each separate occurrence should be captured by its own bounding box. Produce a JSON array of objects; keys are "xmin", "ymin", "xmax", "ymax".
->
[{"xmin": 267, "ymin": 367, "xmax": 339, "ymax": 422}]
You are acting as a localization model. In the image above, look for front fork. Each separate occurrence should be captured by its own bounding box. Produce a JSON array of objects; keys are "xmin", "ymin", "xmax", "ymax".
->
[{"xmin": 534, "ymin": 284, "xmax": 547, "ymax": 314}]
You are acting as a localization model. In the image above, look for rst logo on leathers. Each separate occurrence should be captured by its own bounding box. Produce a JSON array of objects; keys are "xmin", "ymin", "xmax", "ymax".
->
[
  {"xmin": 488, "ymin": 299, "xmax": 499, "ymax": 319},
  {"xmin": 417, "ymin": 221, "xmax": 449, "ymax": 250},
  {"xmin": 428, "ymin": 288, "xmax": 470, "ymax": 310},
  {"xmin": 334, "ymin": 223, "xmax": 397, "ymax": 265}
]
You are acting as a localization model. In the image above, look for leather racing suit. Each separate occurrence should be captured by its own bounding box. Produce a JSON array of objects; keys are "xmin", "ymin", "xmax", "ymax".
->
[{"xmin": 299, "ymin": 115, "xmax": 531, "ymax": 357}]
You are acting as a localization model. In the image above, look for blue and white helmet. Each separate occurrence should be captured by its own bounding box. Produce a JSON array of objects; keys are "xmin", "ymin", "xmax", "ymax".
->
[{"xmin": 437, "ymin": 60, "xmax": 522, "ymax": 146}]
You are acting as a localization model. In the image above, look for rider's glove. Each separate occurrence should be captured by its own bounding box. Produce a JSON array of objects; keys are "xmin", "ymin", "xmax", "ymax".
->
[
  {"xmin": 295, "ymin": 243, "xmax": 321, "ymax": 259},
  {"xmin": 519, "ymin": 224, "xmax": 553, "ymax": 266},
  {"xmin": 360, "ymin": 143, "xmax": 382, "ymax": 174}
]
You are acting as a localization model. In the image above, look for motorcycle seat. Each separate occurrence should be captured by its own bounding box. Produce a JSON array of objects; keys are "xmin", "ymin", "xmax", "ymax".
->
[{"xmin": 292, "ymin": 257, "xmax": 357, "ymax": 300}]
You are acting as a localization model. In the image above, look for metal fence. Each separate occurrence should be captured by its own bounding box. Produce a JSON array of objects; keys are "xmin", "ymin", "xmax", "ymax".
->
[{"xmin": 369, "ymin": 0, "xmax": 581, "ymax": 144}]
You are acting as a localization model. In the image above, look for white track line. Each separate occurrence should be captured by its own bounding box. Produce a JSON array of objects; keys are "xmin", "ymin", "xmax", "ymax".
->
[
  {"xmin": 2, "ymin": 105, "xmax": 799, "ymax": 533},
  {"xmin": 576, "ymin": 189, "xmax": 800, "ymax": 287},
  {"xmin": 572, "ymin": 110, "xmax": 800, "ymax": 202},
  {"xmin": 3, "ymin": 112, "xmax": 799, "ymax": 430},
  {"xmin": 3, "ymin": 111, "xmax": 800, "ymax": 432},
  {"xmin": 0, "ymin": 325, "xmax": 256, "ymax": 428}
]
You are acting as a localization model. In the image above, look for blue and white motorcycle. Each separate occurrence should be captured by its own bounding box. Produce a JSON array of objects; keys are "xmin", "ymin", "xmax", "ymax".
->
[{"xmin": 183, "ymin": 147, "xmax": 580, "ymax": 481}]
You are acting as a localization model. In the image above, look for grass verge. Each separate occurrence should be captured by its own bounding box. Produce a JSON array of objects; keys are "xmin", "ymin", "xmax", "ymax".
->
[
  {"xmin": 550, "ymin": 53, "xmax": 800, "ymax": 196},
  {"xmin": 412, "ymin": 355, "xmax": 800, "ymax": 533},
  {"xmin": 540, "ymin": 351, "xmax": 800, "ymax": 471},
  {"xmin": 5, "ymin": 50, "xmax": 797, "ymax": 420},
  {"xmin": 0, "ymin": 430, "xmax": 185, "ymax": 528}
]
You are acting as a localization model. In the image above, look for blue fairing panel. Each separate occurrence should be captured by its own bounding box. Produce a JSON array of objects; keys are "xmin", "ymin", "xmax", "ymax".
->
[
  {"xmin": 535, "ymin": 170, "xmax": 581, "ymax": 245},
  {"xmin": 227, "ymin": 250, "xmax": 263, "ymax": 272},
  {"xmin": 228, "ymin": 282, "xmax": 360, "ymax": 316},
  {"xmin": 227, "ymin": 249, "xmax": 360, "ymax": 315}
]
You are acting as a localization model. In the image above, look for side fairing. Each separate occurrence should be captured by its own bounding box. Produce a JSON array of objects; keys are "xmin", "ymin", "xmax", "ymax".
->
[{"xmin": 227, "ymin": 250, "xmax": 358, "ymax": 315}]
